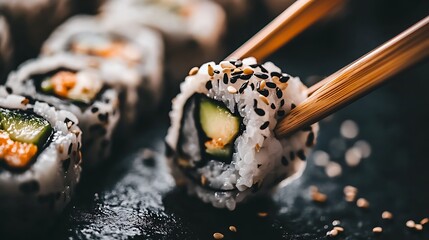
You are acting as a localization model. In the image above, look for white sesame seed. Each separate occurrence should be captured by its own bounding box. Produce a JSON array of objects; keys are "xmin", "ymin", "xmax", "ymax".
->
[
  {"xmin": 229, "ymin": 226, "xmax": 237, "ymax": 232},
  {"xmin": 415, "ymin": 224, "xmax": 423, "ymax": 231},
  {"xmin": 406, "ymin": 220, "xmax": 415, "ymax": 228},
  {"xmin": 382, "ymin": 211, "xmax": 393, "ymax": 219},
  {"xmin": 259, "ymin": 95, "xmax": 269, "ymax": 105},
  {"xmin": 325, "ymin": 161, "xmax": 342, "ymax": 177},
  {"xmin": 333, "ymin": 226, "xmax": 344, "ymax": 232},
  {"xmin": 420, "ymin": 218, "xmax": 429, "ymax": 225},
  {"xmin": 220, "ymin": 61, "xmax": 235, "ymax": 69},
  {"xmin": 357, "ymin": 198, "xmax": 369, "ymax": 208},
  {"xmin": 213, "ymin": 232, "xmax": 224, "ymax": 239},
  {"xmin": 227, "ymin": 86, "xmax": 237, "ymax": 94},
  {"xmin": 372, "ymin": 227, "xmax": 383, "ymax": 233},
  {"xmin": 188, "ymin": 67, "xmax": 199, "ymax": 76},
  {"xmin": 332, "ymin": 220, "xmax": 341, "ymax": 226},
  {"xmin": 259, "ymin": 80, "xmax": 266, "ymax": 90},
  {"xmin": 208, "ymin": 64, "xmax": 214, "ymax": 76}
]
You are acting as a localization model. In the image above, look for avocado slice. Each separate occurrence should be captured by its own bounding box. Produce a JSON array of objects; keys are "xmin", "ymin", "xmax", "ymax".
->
[
  {"xmin": 0, "ymin": 108, "xmax": 52, "ymax": 145},
  {"xmin": 199, "ymin": 97, "xmax": 240, "ymax": 158}
]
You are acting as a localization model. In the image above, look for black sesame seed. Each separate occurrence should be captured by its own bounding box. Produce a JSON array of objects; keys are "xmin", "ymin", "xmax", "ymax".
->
[
  {"xmin": 260, "ymin": 121, "xmax": 269, "ymax": 130},
  {"xmin": 306, "ymin": 132, "xmax": 315, "ymax": 147},
  {"xmin": 231, "ymin": 70, "xmax": 243, "ymax": 76},
  {"xmin": 270, "ymin": 103, "xmax": 276, "ymax": 109},
  {"xmin": 205, "ymin": 81, "xmax": 213, "ymax": 90},
  {"xmin": 280, "ymin": 75, "xmax": 290, "ymax": 83},
  {"xmin": 142, "ymin": 156, "xmax": 156, "ymax": 167},
  {"xmin": 62, "ymin": 158, "xmax": 71, "ymax": 172},
  {"xmin": 91, "ymin": 107, "xmax": 99, "ymax": 113},
  {"xmin": 229, "ymin": 60, "xmax": 236, "ymax": 64},
  {"xmin": 291, "ymin": 103, "xmax": 296, "ymax": 109},
  {"xmin": 98, "ymin": 113, "xmax": 109, "ymax": 123},
  {"xmin": 239, "ymin": 81, "xmax": 249, "ymax": 93},
  {"xmin": 214, "ymin": 70, "xmax": 220, "ymax": 74},
  {"xmin": 234, "ymin": 60, "xmax": 243, "ymax": 67},
  {"xmin": 239, "ymin": 74, "xmax": 252, "ymax": 80},
  {"xmin": 258, "ymin": 89, "xmax": 269, "ymax": 97},
  {"xmin": 297, "ymin": 150, "xmax": 306, "ymax": 160},
  {"xmin": 64, "ymin": 118, "xmax": 74, "ymax": 128},
  {"xmin": 259, "ymin": 65, "xmax": 268, "ymax": 73},
  {"xmin": 250, "ymin": 83, "xmax": 255, "ymax": 90},
  {"xmin": 266, "ymin": 82, "xmax": 276, "ymax": 88},
  {"xmin": 223, "ymin": 73, "xmax": 228, "ymax": 84},
  {"xmin": 230, "ymin": 75, "xmax": 239, "ymax": 84},
  {"xmin": 276, "ymin": 87, "xmax": 283, "ymax": 98},
  {"xmin": 281, "ymin": 157, "xmax": 289, "ymax": 166},
  {"xmin": 255, "ymin": 72, "xmax": 269, "ymax": 79},
  {"xmin": 270, "ymin": 72, "xmax": 282, "ymax": 77},
  {"xmin": 19, "ymin": 180, "xmax": 40, "ymax": 194},
  {"xmin": 277, "ymin": 110, "xmax": 285, "ymax": 117},
  {"xmin": 5, "ymin": 86, "xmax": 13, "ymax": 94},
  {"xmin": 290, "ymin": 151, "xmax": 295, "ymax": 160},
  {"xmin": 280, "ymin": 99, "xmax": 285, "ymax": 106},
  {"xmin": 249, "ymin": 64, "xmax": 259, "ymax": 68},
  {"xmin": 104, "ymin": 98, "xmax": 110, "ymax": 104},
  {"xmin": 253, "ymin": 99, "xmax": 258, "ymax": 108},
  {"xmin": 255, "ymin": 108, "xmax": 265, "ymax": 116}
]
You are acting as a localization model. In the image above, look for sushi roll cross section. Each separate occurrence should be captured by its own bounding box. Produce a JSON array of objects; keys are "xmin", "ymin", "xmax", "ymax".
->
[
  {"xmin": 0, "ymin": 94, "xmax": 82, "ymax": 235},
  {"xmin": 166, "ymin": 57, "xmax": 319, "ymax": 210}
]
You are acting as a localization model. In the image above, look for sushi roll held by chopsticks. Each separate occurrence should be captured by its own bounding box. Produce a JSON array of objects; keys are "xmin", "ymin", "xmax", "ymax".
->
[
  {"xmin": 0, "ymin": 94, "xmax": 82, "ymax": 234},
  {"xmin": 166, "ymin": 57, "xmax": 319, "ymax": 210},
  {"xmin": 4, "ymin": 54, "xmax": 121, "ymax": 167}
]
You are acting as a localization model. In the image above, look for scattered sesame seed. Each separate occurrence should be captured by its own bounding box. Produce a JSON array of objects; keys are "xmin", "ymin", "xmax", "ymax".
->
[
  {"xmin": 205, "ymin": 81, "xmax": 213, "ymax": 90},
  {"xmin": 213, "ymin": 232, "xmax": 224, "ymax": 239},
  {"xmin": 227, "ymin": 86, "xmax": 238, "ymax": 94},
  {"xmin": 326, "ymin": 229, "xmax": 338, "ymax": 237},
  {"xmin": 258, "ymin": 212, "xmax": 268, "ymax": 217},
  {"xmin": 325, "ymin": 161, "xmax": 342, "ymax": 177},
  {"xmin": 208, "ymin": 65, "xmax": 214, "ymax": 76},
  {"xmin": 255, "ymin": 144, "xmax": 261, "ymax": 152},
  {"xmin": 280, "ymin": 75, "xmax": 290, "ymax": 83},
  {"xmin": 220, "ymin": 61, "xmax": 235, "ymax": 69},
  {"xmin": 258, "ymin": 88, "xmax": 269, "ymax": 97},
  {"xmin": 260, "ymin": 121, "xmax": 270, "ymax": 130},
  {"xmin": 357, "ymin": 198, "xmax": 370, "ymax": 208},
  {"xmin": 333, "ymin": 226, "xmax": 344, "ymax": 232},
  {"xmin": 239, "ymin": 74, "xmax": 252, "ymax": 80},
  {"xmin": 279, "ymin": 82, "xmax": 289, "ymax": 90},
  {"xmin": 21, "ymin": 98, "xmax": 30, "ymax": 105},
  {"xmin": 201, "ymin": 175, "xmax": 207, "ymax": 186},
  {"xmin": 243, "ymin": 68, "xmax": 254, "ymax": 75},
  {"xmin": 232, "ymin": 68, "xmax": 243, "ymax": 75},
  {"xmin": 420, "ymin": 218, "xmax": 429, "ymax": 225},
  {"xmin": 266, "ymin": 82, "xmax": 276, "ymax": 88},
  {"xmin": 239, "ymin": 81, "xmax": 249, "ymax": 93},
  {"xmin": 254, "ymin": 108, "xmax": 265, "ymax": 116},
  {"xmin": 272, "ymin": 76, "xmax": 280, "ymax": 84},
  {"xmin": 223, "ymin": 73, "xmax": 229, "ymax": 84},
  {"xmin": 275, "ymin": 87, "xmax": 283, "ymax": 98},
  {"xmin": 382, "ymin": 211, "xmax": 393, "ymax": 219},
  {"xmin": 345, "ymin": 147, "xmax": 362, "ymax": 167},
  {"xmin": 372, "ymin": 227, "xmax": 383, "ymax": 233},
  {"xmin": 354, "ymin": 140, "xmax": 372, "ymax": 158},
  {"xmin": 222, "ymin": 68, "xmax": 232, "ymax": 73},
  {"xmin": 311, "ymin": 191, "xmax": 327, "ymax": 203},
  {"xmin": 313, "ymin": 150, "xmax": 330, "ymax": 167},
  {"xmin": 332, "ymin": 220, "xmax": 341, "ymax": 226},
  {"xmin": 340, "ymin": 120, "xmax": 359, "ymax": 139},
  {"xmin": 259, "ymin": 95, "xmax": 269, "ymax": 105},
  {"xmin": 270, "ymin": 72, "xmax": 282, "ymax": 77},
  {"xmin": 188, "ymin": 67, "xmax": 199, "ymax": 76},
  {"xmin": 406, "ymin": 220, "xmax": 416, "ymax": 228},
  {"xmin": 229, "ymin": 226, "xmax": 237, "ymax": 232},
  {"xmin": 259, "ymin": 80, "xmax": 266, "ymax": 90},
  {"xmin": 415, "ymin": 224, "xmax": 423, "ymax": 231}
]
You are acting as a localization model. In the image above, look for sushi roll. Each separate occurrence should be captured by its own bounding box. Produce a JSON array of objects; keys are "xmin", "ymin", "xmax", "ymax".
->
[
  {"xmin": 0, "ymin": 0, "xmax": 72, "ymax": 60},
  {"xmin": 5, "ymin": 54, "xmax": 120, "ymax": 167},
  {"xmin": 101, "ymin": 0, "xmax": 226, "ymax": 81},
  {"xmin": 0, "ymin": 15, "xmax": 13, "ymax": 83},
  {"xmin": 0, "ymin": 94, "xmax": 82, "ymax": 235},
  {"xmin": 166, "ymin": 57, "xmax": 319, "ymax": 210},
  {"xmin": 42, "ymin": 15, "xmax": 164, "ymax": 124}
]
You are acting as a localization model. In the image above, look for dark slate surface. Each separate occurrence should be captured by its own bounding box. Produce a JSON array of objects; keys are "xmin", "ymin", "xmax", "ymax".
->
[{"xmin": 4, "ymin": 0, "xmax": 429, "ymax": 239}]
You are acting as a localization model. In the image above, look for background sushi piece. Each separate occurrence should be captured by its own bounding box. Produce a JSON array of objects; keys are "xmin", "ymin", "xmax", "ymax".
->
[
  {"xmin": 5, "ymin": 54, "xmax": 121, "ymax": 168},
  {"xmin": 0, "ymin": 94, "xmax": 82, "ymax": 237},
  {"xmin": 0, "ymin": 15, "xmax": 13, "ymax": 83},
  {"xmin": 42, "ymin": 15, "xmax": 165, "ymax": 125}
]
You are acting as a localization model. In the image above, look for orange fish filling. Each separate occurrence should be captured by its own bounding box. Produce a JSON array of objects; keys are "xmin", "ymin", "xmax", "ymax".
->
[
  {"xmin": 51, "ymin": 71, "xmax": 77, "ymax": 98},
  {"xmin": 71, "ymin": 41, "xmax": 128, "ymax": 59},
  {"xmin": 0, "ymin": 131, "xmax": 38, "ymax": 169}
]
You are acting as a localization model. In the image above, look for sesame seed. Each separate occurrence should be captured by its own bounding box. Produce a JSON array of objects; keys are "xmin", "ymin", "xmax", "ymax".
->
[
  {"xmin": 222, "ymin": 68, "xmax": 232, "ymax": 73},
  {"xmin": 239, "ymin": 74, "xmax": 252, "ymax": 80},
  {"xmin": 281, "ymin": 157, "xmax": 289, "ymax": 166},
  {"xmin": 229, "ymin": 226, "xmax": 237, "ymax": 232},
  {"xmin": 205, "ymin": 81, "xmax": 213, "ymax": 90},
  {"xmin": 234, "ymin": 60, "xmax": 243, "ymax": 67},
  {"xmin": 201, "ymin": 175, "xmax": 207, "ymax": 186},
  {"xmin": 406, "ymin": 220, "xmax": 415, "ymax": 228},
  {"xmin": 279, "ymin": 82, "xmax": 289, "ymax": 90},
  {"xmin": 372, "ymin": 227, "xmax": 383, "ymax": 233},
  {"xmin": 259, "ymin": 80, "xmax": 266, "ymax": 90},
  {"xmin": 327, "ymin": 229, "xmax": 338, "ymax": 237},
  {"xmin": 255, "ymin": 72, "xmax": 269, "ymax": 79},
  {"xmin": 270, "ymin": 72, "xmax": 282, "ymax": 77},
  {"xmin": 344, "ymin": 185, "xmax": 358, "ymax": 194},
  {"xmin": 208, "ymin": 65, "xmax": 214, "ymax": 76},
  {"xmin": 276, "ymin": 87, "xmax": 283, "ymax": 98},
  {"xmin": 232, "ymin": 68, "xmax": 243, "ymax": 75},
  {"xmin": 325, "ymin": 162, "xmax": 342, "ymax": 177},
  {"xmin": 297, "ymin": 149, "xmax": 306, "ymax": 160},
  {"xmin": 280, "ymin": 75, "xmax": 290, "ymax": 83},
  {"xmin": 265, "ymin": 82, "xmax": 276, "ymax": 88},
  {"xmin": 230, "ymin": 75, "xmax": 239, "ymax": 83},
  {"xmin": 188, "ymin": 67, "xmax": 199, "ymax": 76},
  {"xmin": 340, "ymin": 120, "xmax": 359, "ymax": 139},
  {"xmin": 258, "ymin": 212, "xmax": 268, "ymax": 217},
  {"xmin": 223, "ymin": 73, "xmax": 229, "ymax": 84},
  {"xmin": 220, "ymin": 61, "xmax": 235, "ymax": 69},
  {"xmin": 291, "ymin": 103, "xmax": 296, "ymax": 109},
  {"xmin": 243, "ymin": 68, "xmax": 254, "ymax": 75},
  {"xmin": 270, "ymin": 103, "xmax": 276, "ymax": 109},
  {"xmin": 227, "ymin": 86, "xmax": 238, "ymax": 94},
  {"xmin": 260, "ymin": 121, "xmax": 269, "ymax": 130},
  {"xmin": 357, "ymin": 198, "xmax": 370, "ymax": 208},
  {"xmin": 21, "ymin": 98, "xmax": 30, "ymax": 105},
  {"xmin": 213, "ymin": 232, "xmax": 224, "ymax": 239},
  {"xmin": 333, "ymin": 226, "xmax": 344, "ymax": 232},
  {"xmin": 259, "ymin": 95, "xmax": 269, "ymax": 105},
  {"xmin": 306, "ymin": 132, "xmax": 315, "ymax": 147},
  {"xmin": 258, "ymin": 88, "xmax": 269, "ymax": 97},
  {"xmin": 280, "ymin": 99, "xmax": 285, "ymax": 106},
  {"xmin": 239, "ymin": 81, "xmax": 249, "ymax": 93},
  {"xmin": 255, "ymin": 144, "xmax": 261, "ymax": 152},
  {"xmin": 254, "ymin": 108, "xmax": 265, "ymax": 116},
  {"xmin": 259, "ymin": 65, "xmax": 268, "ymax": 73},
  {"xmin": 382, "ymin": 211, "xmax": 393, "ymax": 219},
  {"xmin": 415, "ymin": 224, "xmax": 423, "ymax": 231},
  {"xmin": 311, "ymin": 191, "xmax": 327, "ymax": 203},
  {"xmin": 272, "ymin": 76, "xmax": 280, "ymax": 84},
  {"xmin": 420, "ymin": 218, "xmax": 429, "ymax": 225}
]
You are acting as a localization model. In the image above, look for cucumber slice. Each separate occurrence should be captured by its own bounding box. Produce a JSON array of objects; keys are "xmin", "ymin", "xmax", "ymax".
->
[
  {"xmin": 0, "ymin": 109, "xmax": 52, "ymax": 145},
  {"xmin": 199, "ymin": 97, "xmax": 240, "ymax": 158}
]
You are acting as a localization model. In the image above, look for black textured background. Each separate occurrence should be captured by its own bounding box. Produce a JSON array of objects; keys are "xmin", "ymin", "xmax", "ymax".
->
[{"xmin": 5, "ymin": 0, "xmax": 429, "ymax": 239}]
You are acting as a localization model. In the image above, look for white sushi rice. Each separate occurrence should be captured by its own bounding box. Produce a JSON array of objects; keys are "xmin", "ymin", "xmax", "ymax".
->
[
  {"xmin": 42, "ymin": 15, "xmax": 165, "ymax": 123},
  {"xmin": 166, "ymin": 57, "xmax": 319, "ymax": 210},
  {"xmin": 0, "ymin": 93, "xmax": 82, "ymax": 234},
  {"xmin": 5, "ymin": 54, "xmax": 120, "ymax": 167}
]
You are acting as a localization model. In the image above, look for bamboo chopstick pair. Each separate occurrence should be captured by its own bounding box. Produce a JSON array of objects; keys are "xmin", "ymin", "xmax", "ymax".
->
[{"xmin": 228, "ymin": 0, "xmax": 429, "ymax": 137}]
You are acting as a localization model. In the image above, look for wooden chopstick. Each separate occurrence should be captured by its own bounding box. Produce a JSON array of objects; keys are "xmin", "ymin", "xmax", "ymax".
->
[
  {"xmin": 227, "ymin": 0, "xmax": 344, "ymax": 60},
  {"xmin": 275, "ymin": 16, "xmax": 429, "ymax": 137}
]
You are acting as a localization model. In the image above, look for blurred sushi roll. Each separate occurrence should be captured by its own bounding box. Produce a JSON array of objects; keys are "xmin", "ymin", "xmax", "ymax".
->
[
  {"xmin": 42, "ymin": 15, "xmax": 164, "ymax": 124},
  {"xmin": 264, "ymin": 0, "xmax": 295, "ymax": 16},
  {"xmin": 0, "ymin": 15, "xmax": 13, "ymax": 83},
  {"xmin": 102, "ymin": 0, "xmax": 226, "ymax": 81},
  {"xmin": 0, "ymin": 0, "xmax": 72, "ymax": 59},
  {"xmin": 211, "ymin": 0, "xmax": 251, "ymax": 22},
  {"xmin": 5, "ymin": 54, "xmax": 120, "ymax": 167},
  {"xmin": 166, "ymin": 57, "xmax": 319, "ymax": 210},
  {"xmin": 0, "ymin": 94, "xmax": 82, "ymax": 235}
]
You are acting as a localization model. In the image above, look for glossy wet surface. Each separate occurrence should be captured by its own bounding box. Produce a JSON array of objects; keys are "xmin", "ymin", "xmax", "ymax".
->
[{"xmin": 4, "ymin": 0, "xmax": 429, "ymax": 239}]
